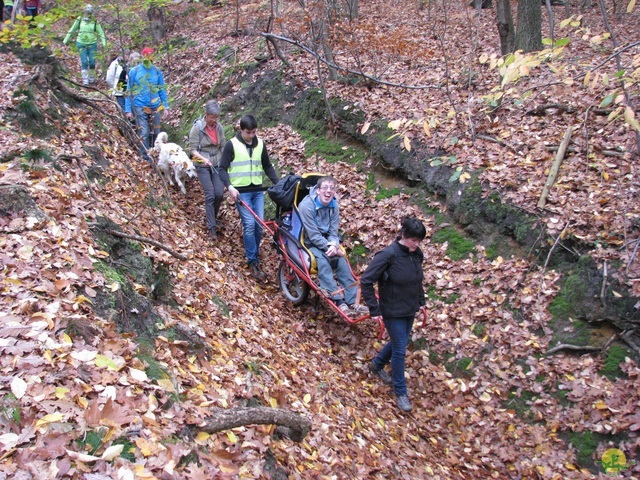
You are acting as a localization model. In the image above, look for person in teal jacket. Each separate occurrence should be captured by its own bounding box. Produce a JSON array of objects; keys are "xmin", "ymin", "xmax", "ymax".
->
[
  {"xmin": 125, "ymin": 47, "xmax": 169, "ymax": 161},
  {"xmin": 63, "ymin": 5, "xmax": 106, "ymax": 86}
]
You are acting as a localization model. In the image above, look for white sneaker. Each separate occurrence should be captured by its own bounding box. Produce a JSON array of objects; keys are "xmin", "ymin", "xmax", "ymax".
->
[
  {"xmin": 338, "ymin": 303, "xmax": 351, "ymax": 315},
  {"xmin": 350, "ymin": 304, "xmax": 369, "ymax": 315}
]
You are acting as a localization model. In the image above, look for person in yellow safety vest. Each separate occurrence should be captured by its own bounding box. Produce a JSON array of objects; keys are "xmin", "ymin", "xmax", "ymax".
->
[
  {"xmin": 219, "ymin": 115, "xmax": 279, "ymax": 282},
  {"xmin": 63, "ymin": 4, "xmax": 107, "ymax": 86},
  {"xmin": 3, "ymin": 0, "xmax": 14, "ymax": 21}
]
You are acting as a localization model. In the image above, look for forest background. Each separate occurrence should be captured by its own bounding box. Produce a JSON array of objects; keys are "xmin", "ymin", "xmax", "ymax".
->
[{"xmin": 1, "ymin": 0, "xmax": 640, "ymax": 477}]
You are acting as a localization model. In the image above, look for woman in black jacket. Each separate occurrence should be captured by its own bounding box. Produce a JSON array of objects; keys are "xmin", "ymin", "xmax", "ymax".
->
[{"xmin": 361, "ymin": 217, "xmax": 427, "ymax": 412}]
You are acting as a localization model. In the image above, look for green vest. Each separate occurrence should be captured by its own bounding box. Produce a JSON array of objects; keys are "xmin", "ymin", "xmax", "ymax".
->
[{"xmin": 228, "ymin": 137, "xmax": 264, "ymax": 187}]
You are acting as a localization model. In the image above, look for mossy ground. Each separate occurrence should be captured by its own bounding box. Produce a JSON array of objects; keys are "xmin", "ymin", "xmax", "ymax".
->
[
  {"xmin": 431, "ymin": 226, "xmax": 475, "ymax": 261},
  {"xmin": 137, "ymin": 351, "xmax": 171, "ymax": 381},
  {"xmin": 562, "ymin": 430, "xmax": 628, "ymax": 473},
  {"xmin": 502, "ymin": 389, "xmax": 539, "ymax": 422},
  {"xmin": 600, "ymin": 345, "xmax": 630, "ymax": 379},
  {"xmin": 347, "ymin": 242, "xmax": 370, "ymax": 269},
  {"xmin": 426, "ymin": 285, "xmax": 460, "ymax": 305}
]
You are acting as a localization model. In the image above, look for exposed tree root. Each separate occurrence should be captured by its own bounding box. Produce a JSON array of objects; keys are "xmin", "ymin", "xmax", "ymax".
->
[{"xmin": 103, "ymin": 228, "xmax": 188, "ymax": 261}]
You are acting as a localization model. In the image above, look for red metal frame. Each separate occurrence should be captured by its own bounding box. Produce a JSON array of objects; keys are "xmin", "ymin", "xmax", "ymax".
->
[{"xmin": 238, "ymin": 198, "xmax": 385, "ymax": 339}]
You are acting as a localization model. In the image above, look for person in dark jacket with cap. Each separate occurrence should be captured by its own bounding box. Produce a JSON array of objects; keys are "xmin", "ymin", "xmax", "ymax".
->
[{"xmin": 361, "ymin": 216, "xmax": 427, "ymax": 413}]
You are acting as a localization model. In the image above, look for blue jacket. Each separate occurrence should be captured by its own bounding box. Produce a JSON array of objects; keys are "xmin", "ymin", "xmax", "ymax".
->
[
  {"xmin": 297, "ymin": 185, "xmax": 341, "ymax": 252},
  {"xmin": 124, "ymin": 64, "xmax": 169, "ymax": 113}
]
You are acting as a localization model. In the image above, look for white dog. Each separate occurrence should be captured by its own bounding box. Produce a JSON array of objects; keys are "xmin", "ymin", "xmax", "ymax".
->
[{"xmin": 154, "ymin": 132, "xmax": 197, "ymax": 194}]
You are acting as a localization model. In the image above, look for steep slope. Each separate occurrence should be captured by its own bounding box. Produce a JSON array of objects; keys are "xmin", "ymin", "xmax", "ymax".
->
[{"xmin": 1, "ymin": 0, "xmax": 640, "ymax": 478}]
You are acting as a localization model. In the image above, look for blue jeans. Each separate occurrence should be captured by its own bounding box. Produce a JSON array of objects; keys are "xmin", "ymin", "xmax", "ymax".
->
[
  {"xmin": 133, "ymin": 106, "xmax": 161, "ymax": 160},
  {"xmin": 115, "ymin": 96, "xmax": 125, "ymax": 111},
  {"xmin": 372, "ymin": 316, "xmax": 414, "ymax": 396},
  {"xmin": 77, "ymin": 42, "xmax": 97, "ymax": 70},
  {"xmin": 309, "ymin": 246, "xmax": 356, "ymax": 305},
  {"xmin": 196, "ymin": 165, "xmax": 224, "ymax": 234},
  {"xmin": 236, "ymin": 191, "xmax": 264, "ymax": 265}
]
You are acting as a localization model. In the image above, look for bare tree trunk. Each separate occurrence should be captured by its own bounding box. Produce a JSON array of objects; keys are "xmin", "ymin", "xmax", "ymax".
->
[
  {"xmin": 544, "ymin": 0, "xmax": 555, "ymax": 44},
  {"xmin": 266, "ymin": 0, "xmax": 288, "ymax": 64},
  {"xmin": 496, "ymin": 0, "xmax": 515, "ymax": 54},
  {"xmin": 345, "ymin": 0, "xmax": 358, "ymax": 19},
  {"xmin": 234, "ymin": 0, "xmax": 240, "ymax": 34},
  {"xmin": 321, "ymin": 1, "xmax": 339, "ymax": 80},
  {"xmin": 515, "ymin": 0, "xmax": 542, "ymax": 52},
  {"xmin": 147, "ymin": 5, "xmax": 166, "ymax": 43}
]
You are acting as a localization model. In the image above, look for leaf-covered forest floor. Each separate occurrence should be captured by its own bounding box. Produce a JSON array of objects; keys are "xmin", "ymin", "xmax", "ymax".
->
[{"xmin": 1, "ymin": 0, "xmax": 640, "ymax": 478}]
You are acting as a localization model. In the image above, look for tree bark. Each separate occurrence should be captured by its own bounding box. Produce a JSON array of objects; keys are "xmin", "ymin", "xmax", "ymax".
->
[
  {"xmin": 346, "ymin": 0, "xmax": 359, "ymax": 19},
  {"xmin": 496, "ymin": 0, "xmax": 515, "ymax": 55},
  {"xmin": 147, "ymin": 5, "xmax": 166, "ymax": 43},
  {"xmin": 200, "ymin": 407, "xmax": 311, "ymax": 442},
  {"xmin": 515, "ymin": 0, "xmax": 542, "ymax": 52}
]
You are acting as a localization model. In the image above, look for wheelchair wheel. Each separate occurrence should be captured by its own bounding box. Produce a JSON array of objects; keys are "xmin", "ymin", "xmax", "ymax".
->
[{"xmin": 278, "ymin": 261, "xmax": 309, "ymax": 306}]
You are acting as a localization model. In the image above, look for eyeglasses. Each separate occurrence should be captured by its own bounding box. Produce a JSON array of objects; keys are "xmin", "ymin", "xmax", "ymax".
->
[{"xmin": 319, "ymin": 185, "xmax": 337, "ymax": 192}]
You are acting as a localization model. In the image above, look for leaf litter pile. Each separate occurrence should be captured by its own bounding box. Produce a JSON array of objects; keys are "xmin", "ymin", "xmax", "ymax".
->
[{"xmin": 1, "ymin": 0, "xmax": 640, "ymax": 478}]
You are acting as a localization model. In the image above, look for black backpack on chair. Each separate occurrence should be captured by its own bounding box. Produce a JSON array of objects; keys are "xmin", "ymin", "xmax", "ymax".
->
[{"xmin": 268, "ymin": 172, "xmax": 302, "ymax": 211}]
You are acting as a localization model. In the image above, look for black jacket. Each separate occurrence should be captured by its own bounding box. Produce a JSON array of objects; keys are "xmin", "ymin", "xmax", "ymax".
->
[{"xmin": 360, "ymin": 240, "xmax": 425, "ymax": 318}]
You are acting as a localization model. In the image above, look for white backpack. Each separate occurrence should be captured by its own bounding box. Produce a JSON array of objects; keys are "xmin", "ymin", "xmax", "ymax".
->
[{"xmin": 105, "ymin": 57, "xmax": 120, "ymax": 86}]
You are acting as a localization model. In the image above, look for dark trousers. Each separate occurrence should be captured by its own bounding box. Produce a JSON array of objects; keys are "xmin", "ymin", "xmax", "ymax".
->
[
  {"xmin": 372, "ymin": 315, "xmax": 415, "ymax": 397},
  {"xmin": 196, "ymin": 165, "xmax": 224, "ymax": 234}
]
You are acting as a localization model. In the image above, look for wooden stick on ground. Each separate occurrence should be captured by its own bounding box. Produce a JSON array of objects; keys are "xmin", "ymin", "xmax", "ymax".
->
[
  {"xmin": 201, "ymin": 407, "xmax": 311, "ymax": 442},
  {"xmin": 539, "ymin": 221, "xmax": 570, "ymax": 290},
  {"xmin": 104, "ymin": 229, "xmax": 188, "ymax": 261},
  {"xmin": 600, "ymin": 261, "xmax": 608, "ymax": 307},
  {"xmin": 546, "ymin": 343, "xmax": 601, "ymax": 355},
  {"xmin": 537, "ymin": 126, "xmax": 574, "ymax": 210},
  {"xmin": 56, "ymin": 154, "xmax": 99, "ymax": 201}
]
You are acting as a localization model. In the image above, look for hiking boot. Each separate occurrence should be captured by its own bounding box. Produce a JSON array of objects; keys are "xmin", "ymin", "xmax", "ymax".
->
[
  {"xmin": 396, "ymin": 395, "xmax": 413, "ymax": 412},
  {"xmin": 349, "ymin": 304, "xmax": 369, "ymax": 315},
  {"xmin": 338, "ymin": 302, "xmax": 351, "ymax": 315},
  {"xmin": 249, "ymin": 263, "xmax": 267, "ymax": 282},
  {"xmin": 369, "ymin": 362, "xmax": 393, "ymax": 386},
  {"xmin": 208, "ymin": 229, "xmax": 218, "ymax": 241}
]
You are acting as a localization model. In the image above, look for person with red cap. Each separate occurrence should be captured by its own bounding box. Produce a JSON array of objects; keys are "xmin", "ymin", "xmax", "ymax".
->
[{"xmin": 125, "ymin": 47, "xmax": 169, "ymax": 161}]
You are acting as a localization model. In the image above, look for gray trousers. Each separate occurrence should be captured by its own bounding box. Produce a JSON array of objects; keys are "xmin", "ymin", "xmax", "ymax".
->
[{"xmin": 196, "ymin": 165, "xmax": 224, "ymax": 233}]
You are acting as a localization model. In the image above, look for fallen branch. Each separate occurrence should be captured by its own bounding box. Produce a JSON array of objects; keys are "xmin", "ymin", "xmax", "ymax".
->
[
  {"xmin": 601, "ymin": 150, "xmax": 626, "ymax": 157},
  {"xmin": 537, "ymin": 126, "xmax": 573, "ymax": 210},
  {"xmin": 544, "ymin": 145, "xmax": 578, "ymax": 153},
  {"xmin": 261, "ymin": 32, "xmax": 442, "ymax": 91},
  {"xmin": 57, "ymin": 154, "xmax": 99, "ymax": 201},
  {"xmin": 200, "ymin": 407, "xmax": 311, "ymax": 442},
  {"xmin": 626, "ymin": 240, "xmax": 640, "ymax": 274},
  {"xmin": 104, "ymin": 228, "xmax": 188, "ymax": 261},
  {"xmin": 525, "ymin": 103, "xmax": 575, "ymax": 116},
  {"xmin": 540, "ymin": 221, "xmax": 570, "ymax": 290},
  {"xmin": 546, "ymin": 343, "xmax": 600, "ymax": 354},
  {"xmin": 600, "ymin": 261, "xmax": 607, "ymax": 307},
  {"xmin": 621, "ymin": 329, "xmax": 640, "ymax": 355}
]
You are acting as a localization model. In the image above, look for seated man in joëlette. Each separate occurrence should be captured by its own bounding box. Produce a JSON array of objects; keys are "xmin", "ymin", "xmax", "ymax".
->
[{"xmin": 297, "ymin": 175, "xmax": 368, "ymax": 316}]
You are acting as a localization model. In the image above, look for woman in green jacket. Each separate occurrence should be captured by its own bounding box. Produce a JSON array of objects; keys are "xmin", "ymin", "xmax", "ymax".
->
[{"xmin": 63, "ymin": 5, "xmax": 106, "ymax": 85}]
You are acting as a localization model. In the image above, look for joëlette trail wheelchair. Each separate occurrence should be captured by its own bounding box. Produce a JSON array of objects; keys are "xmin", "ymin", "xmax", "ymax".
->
[{"xmin": 238, "ymin": 173, "xmax": 385, "ymax": 339}]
